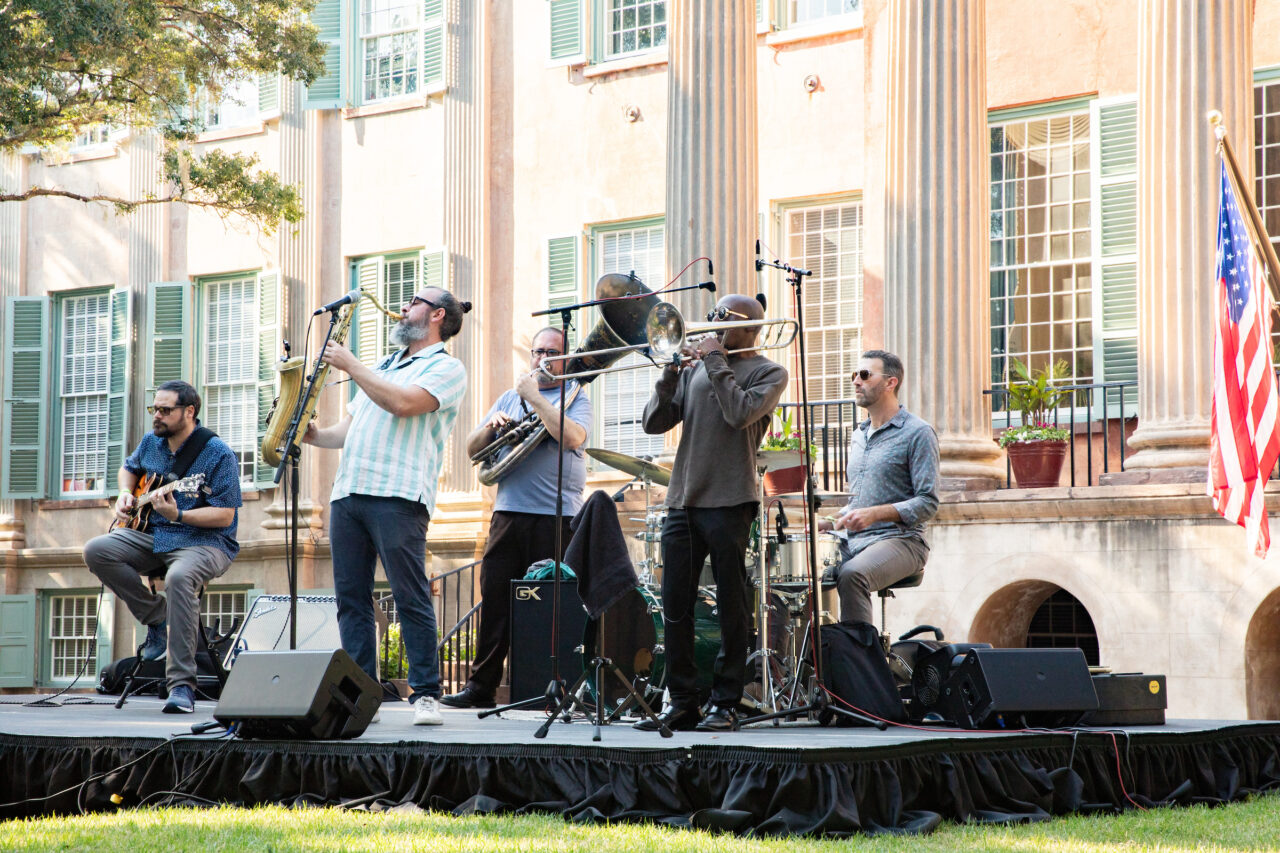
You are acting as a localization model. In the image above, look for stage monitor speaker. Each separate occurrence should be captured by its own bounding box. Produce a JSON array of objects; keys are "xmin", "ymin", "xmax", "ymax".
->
[
  {"xmin": 213, "ymin": 648, "xmax": 380, "ymax": 739},
  {"xmin": 224, "ymin": 594, "xmax": 343, "ymax": 669},
  {"xmin": 508, "ymin": 580, "xmax": 588, "ymax": 701},
  {"xmin": 938, "ymin": 647, "xmax": 1098, "ymax": 729}
]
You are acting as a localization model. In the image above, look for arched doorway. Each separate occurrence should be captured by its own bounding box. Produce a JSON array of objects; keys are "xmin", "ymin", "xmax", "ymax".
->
[
  {"xmin": 971, "ymin": 580, "xmax": 1100, "ymax": 665},
  {"xmin": 1245, "ymin": 589, "xmax": 1280, "ymax": 719}
]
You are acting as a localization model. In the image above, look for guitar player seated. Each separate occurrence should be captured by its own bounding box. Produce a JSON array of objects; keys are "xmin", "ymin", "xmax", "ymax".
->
[{"xmin": 83, "ymin": 380, "xmax": 242, "ymax": 714}]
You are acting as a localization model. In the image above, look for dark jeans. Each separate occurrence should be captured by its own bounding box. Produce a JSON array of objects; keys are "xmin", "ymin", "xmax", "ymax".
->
[
  {"xmin": 660, "ymin": 503, "xmax": 756, "ymax": 709},
  {"xmin": 330, "ymin": 494, "xmax": 438, "ymax": 702},
  {"xmin": 468, "ymin": 511, "xmax": 573, "ymax": 697}
]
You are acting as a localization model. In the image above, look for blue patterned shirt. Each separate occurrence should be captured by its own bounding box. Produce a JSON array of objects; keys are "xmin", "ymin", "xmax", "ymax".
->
[
  {"xmin": 123, "ymin": 426, "xmax": 243, "ymax": 559},
  {"xmin": 330, "ymin": 342, "xmax": 468, "ymax": 515}
]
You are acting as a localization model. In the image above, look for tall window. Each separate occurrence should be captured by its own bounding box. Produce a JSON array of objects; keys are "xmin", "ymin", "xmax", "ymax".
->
[
  {"xmin": 200, "ymin": 78, "xmax": 260, "ymax": 129},
  {"xmin": 1254, "ymin": 78, "xmax": 1280, "ymax": 354},
  {"xmin": 58, "ymin": 293, "xmax": 111, "ymax": 496},
  {"xmin": 48, "ymin": 594, "xmax": 98, "ymax": 680},
  {"xmin": 201, "ymin": 274, "xmax": 259, "ymax": 483},
  {"xmin": 989, "ymin": 111, "xmax": 1093, "ymax": 409},
  {"xmin": 783, "ymin": 200, "xmax": 864, "ymax": 402},
  {"xmin": 597, "ymin": 222, "xmax": 665, "ymax": 457},
  {"xmin": 788, "ymin": 0, "xmax": 860, "ymax": 26},
  {"xmin": 361, "ymin": 0, "xmax": 421, "ymax": 102},
  {"xmin": 604, "ymin": 0, "xmax": 667, "ymax": 59}
]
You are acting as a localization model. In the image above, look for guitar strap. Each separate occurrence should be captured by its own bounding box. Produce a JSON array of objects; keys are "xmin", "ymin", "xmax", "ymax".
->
[{"xmin": 171, "ymin": 427, "xmax": 217, "ymax": 480}]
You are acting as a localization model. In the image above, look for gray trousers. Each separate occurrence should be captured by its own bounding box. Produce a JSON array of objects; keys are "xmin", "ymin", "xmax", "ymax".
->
[
  {"xmin": 84, "ymin": 528, "xmax": 232, "ymax": 691},
  {"xmin": 832, "ymin": 537, "xmax": 929, "ymax": 624}
]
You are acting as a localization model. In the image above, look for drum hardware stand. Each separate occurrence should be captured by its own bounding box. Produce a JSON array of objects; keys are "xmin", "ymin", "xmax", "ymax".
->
[
  {"xmin": 742, "ymin": 254, "xmax": 884, "ymax": 730},
  {"xmin": 744, "ymin": 460, "xmax": 788, "ymax": 716}
]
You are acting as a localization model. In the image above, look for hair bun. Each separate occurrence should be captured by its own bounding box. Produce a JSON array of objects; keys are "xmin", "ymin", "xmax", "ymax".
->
[{"xmin": 461, "ymin": 301, "xmax": 473, "ymax": 314}]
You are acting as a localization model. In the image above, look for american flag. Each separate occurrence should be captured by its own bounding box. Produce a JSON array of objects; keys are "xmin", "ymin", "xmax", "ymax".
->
[{"xmin": 1209, "ymin": 161, "xmax": 1280, "ymax": 557}]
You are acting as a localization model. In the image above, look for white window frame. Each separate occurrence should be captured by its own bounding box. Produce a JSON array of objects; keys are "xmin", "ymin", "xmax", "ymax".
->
[
  {"xmin": 785, "ymin": 0, "xmax": 861, "ymax": 28},
  {"xmin": 197, "ymin": 271, "xmax": 261, "ymax": 486},
  {"xmin": 198, "ymin": 77, "xmax": 261, "ymax": 131},
  {"xmin": 588, "ymin": 218, "xmax": 666, "ymax": 459},
  {"xmin": 988, "ymin": 106, "xmax": 1095, "ymax": 423},
  {"xmin": 56, "ymin": 290, "xmax": 112, "ymax": 498},
  {"xmin": 599, "ymin": 0, "xmax": 668, "ymax": 62},
  {"xmin": 44, "ymin": 592, "xmax": 99, "ymax": 684},
  {"xmin": 359, "ymin": 0, "xmax": 423, "ymax": 103},
  {"xmin": 201, "ymin": 587, "xmax": 249, "ymax": 635},
  {"xmin": 774, "ymin": 195, "xmax": 865, "ymax": 406}
]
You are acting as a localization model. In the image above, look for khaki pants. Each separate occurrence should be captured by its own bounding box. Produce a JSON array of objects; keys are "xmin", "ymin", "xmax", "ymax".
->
[{"xmin": 832, "ymin": 537, "xmax": 928, "ymax": 624}]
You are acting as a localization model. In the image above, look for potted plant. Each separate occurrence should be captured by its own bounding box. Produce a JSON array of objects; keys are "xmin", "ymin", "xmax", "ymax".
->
[
  {"xmin": 759, "ymin": 407, "xmax": 816, "ymax": 496},
  {"xmin": 997, "ymin": 358, "xmax": 1073, "ymax": 488}
]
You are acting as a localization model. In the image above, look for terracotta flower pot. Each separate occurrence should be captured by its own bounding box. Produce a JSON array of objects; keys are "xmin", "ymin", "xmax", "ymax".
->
[
  {"xmin": 1004, "ymin": 439, "xmax": 1068, "ymax": 488},
  {"xmin": 763, "ymin": 464, "xmax": 807, "ymax": 496}
]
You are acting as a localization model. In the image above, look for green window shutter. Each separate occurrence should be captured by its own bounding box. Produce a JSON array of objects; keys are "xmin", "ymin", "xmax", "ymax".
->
[
  {"xmin": 355, "ymin": 257, "xmax": 384, "ymax": 374},
  {"xmin": 423, "ymin": 0, "xmax": 446, "ymax": 88},
  {"xmin": 549, "ymin": 0, "xmax": 585, "ymax": 63},
  {"xmin": 258, "ymin": 72, "xmax": 281, "ymax": 115},
  {"xmin": 106, "ymin": 288, "xmax": 132, "ymax": 481},
  {"xmin": 547, "ymin": 236, "xmax": 580, "ymax": 349},
  {"xmin": 3, "ymin": 296, "xmax": 49, "ymax": 499},
  {"xmin": 95, "ymin": 592, "xmax": 116, "ymax": 673},
  {"xmin": 255, "ymin": 272, "xmax": 282, "ymax": 488},
  {"xmin": 0, "ymin": 594, "xmax": 36, "ymax": 687},
  {"xmin": 420, "ymin": 247, "xmax": 446, "ymax": 292},
  {"xmin": 1094, "ymin": 97, "xmax": 1138, "ymax": 410},
  {"xmin": 147, "ymin": 282, "xmax": 191, "ymax": 393},
  {"xmin": 306, "ymin": 0, "xmax": 345, "ymax": 109}
]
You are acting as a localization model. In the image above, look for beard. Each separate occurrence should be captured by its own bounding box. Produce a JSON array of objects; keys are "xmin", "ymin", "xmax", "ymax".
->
[
  {"xmin": 390, "ymin": 318, "xmax": 429, "ymax": 347},
  {"xmin": 152, "ymin": 420, "xmax": 173, "ymax": 437}
]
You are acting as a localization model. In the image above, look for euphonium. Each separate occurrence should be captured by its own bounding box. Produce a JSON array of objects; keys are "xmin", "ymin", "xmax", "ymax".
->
[{"xmin": 260, "ymin": 291, "xmax": 402, "ymax": 469}]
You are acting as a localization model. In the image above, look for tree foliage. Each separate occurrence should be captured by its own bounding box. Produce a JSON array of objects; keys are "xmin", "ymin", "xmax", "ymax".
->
[{"xmin": 0, "ymin": 0, "xmax": 326, "ymax": 231}]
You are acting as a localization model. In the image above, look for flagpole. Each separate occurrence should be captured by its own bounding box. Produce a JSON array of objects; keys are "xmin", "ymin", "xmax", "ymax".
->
[{"xmin": 1209, "ymin": 109, "xmax": 1280, "ymax": 308}]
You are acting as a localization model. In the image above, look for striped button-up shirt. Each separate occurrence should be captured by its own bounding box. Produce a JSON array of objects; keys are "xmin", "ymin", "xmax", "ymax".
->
[{"xmin": 330, "ymin": 342, "xmax": 468, "ymax": 515}]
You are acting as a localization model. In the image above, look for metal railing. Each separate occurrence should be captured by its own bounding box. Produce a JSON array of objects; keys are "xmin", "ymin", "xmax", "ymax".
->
[{"xmin": 376, "ymin": 557, "xmax": 481, "ymax": 694}]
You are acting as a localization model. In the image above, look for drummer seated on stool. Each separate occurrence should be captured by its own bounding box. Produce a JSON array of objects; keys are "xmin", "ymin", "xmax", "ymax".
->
[
  {"xmin": 817, "ymin": 350, "xmax": 939, "ymax": 625},
  {"xmin": 441, "ymin": 327, "xmax": 592, "ymax": 709}
]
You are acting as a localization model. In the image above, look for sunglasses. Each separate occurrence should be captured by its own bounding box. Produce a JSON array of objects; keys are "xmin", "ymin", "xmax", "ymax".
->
[
  {"xmin": 409, "ymin": 295, "xmax": 440, "ymax": 311},
  {"xmin": 852, "ymin": 369, "xmax": 887, "ymax": 382},
  {"xmin": 705, "ymin": 306, "xmax": 751, "ymax": 322},
  {"xmin": 531, "ymin": 348, "xmax": 563, "ymax": 358},
  {"xmin": 146, "ymin": 405, "xmax": 184, "ymax": 416}
]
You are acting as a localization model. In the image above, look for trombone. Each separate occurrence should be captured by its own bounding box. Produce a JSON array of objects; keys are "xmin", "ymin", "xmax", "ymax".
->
[{"xmin": 537, "ymin": 301, "xmax": 798, "ymax": 382}]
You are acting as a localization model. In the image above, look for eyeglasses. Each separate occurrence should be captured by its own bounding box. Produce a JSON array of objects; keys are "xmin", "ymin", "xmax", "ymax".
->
[
  {"xmin": 409, "ymin": 295, "xmax": 440, "ymax": 311},
  {"xmin": 146, "ymin": 405, "xmax": 182, "ymax": 416},
  {"xmin": 705, "ymin": 306, "xmax": 751, "ymax": 322},
  {"xmin": 852, "ymin": 369, "xmax": 888, "ymax": 382},
  {"xmin": 531, "ymin": 348, "xmax": 563, "ymax": 358}
]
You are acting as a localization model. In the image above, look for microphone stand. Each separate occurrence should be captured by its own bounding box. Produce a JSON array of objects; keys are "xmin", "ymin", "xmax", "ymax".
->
[{"xmin": 741, "ymin": 256, "xmax": 883, "ymax": 729}]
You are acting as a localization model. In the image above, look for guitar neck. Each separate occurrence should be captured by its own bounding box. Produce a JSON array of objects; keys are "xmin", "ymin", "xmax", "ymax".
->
[{"xmin": 136, "ymin": 479, "xmax": 186, "ymax": 508}]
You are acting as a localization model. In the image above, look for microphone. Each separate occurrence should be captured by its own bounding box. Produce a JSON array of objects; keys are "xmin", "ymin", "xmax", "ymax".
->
[
  {"xmin": 775, "ymin": 503, "xmax": 788, "ymax": 543},
  {"xmin": 755, "ymin": 292, "xmax": 767, "ymax": 310},
  {"xmin": 313, "ymin": 289, "xmax": 362, "ymax": 316},
  {"xmin": 754, "ymin": 239, "xmax": 763, "ymax": 272},
  {"xmin": 699, "ymin": 281, "xmax": 717, "ymax": 292},
  {"xmin": 708, "ymin": 259, "xmax": 714, "ymax": 275}
]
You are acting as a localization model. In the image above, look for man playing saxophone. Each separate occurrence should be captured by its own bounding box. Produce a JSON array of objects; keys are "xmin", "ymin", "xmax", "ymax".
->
[
  {"xmin": 440, "ymin": 327, "xmax": 592, "ymax": 709},
  {"xmin": 303, "ymin": 286, "xmax": 470, "ymax": 726}
]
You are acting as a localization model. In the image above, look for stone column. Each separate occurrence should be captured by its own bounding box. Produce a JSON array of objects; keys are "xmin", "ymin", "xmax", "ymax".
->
[
  {"xmin": 883, "ymin": 0, "xmax": 1004, "ymax": 487},
  {"xmin": 0, "ymin": 152, "xmax": 25, "ymax": 550},
  {"xmin": 128, "ymin": 132, "xmax": 168, "ymax": 420},
  {"xmin": 1124, "ymin": 0, "xmax": 1254, "ymax": 475},
  {"xmin": 665, "ymin": 0, "xmax": 757, "ymax": 305},
  {"xmin": 265, "ymin": 78, "xmax": 325, "ymax": 534},
  {"xmin": 442, "ymin": 0, "xmax": 488, "ymax": 495}
]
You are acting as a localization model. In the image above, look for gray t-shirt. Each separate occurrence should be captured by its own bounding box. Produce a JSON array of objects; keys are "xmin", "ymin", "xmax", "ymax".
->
[
  {"xmin": 485, "ymin": 383, "xmax": 592, "ymax": 516},
  {"xmin": 839, "ymin": 405, "xmax": 940, "ymax": 557},
  {"xmin": 642, "ymin": 351, "xmax": 788, "ymax": 509}
]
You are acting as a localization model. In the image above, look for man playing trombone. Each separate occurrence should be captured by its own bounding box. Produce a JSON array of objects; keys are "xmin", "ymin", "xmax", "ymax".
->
[
  {"xmin": 637, "ymin": 293, "xmax": 788, "ymax": 732},
  {"xmin": 441, "ymin": 327, "xmax": 592, "ymax": 709}
]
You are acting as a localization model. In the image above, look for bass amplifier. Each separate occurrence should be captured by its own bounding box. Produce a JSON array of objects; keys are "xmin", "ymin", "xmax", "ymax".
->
[
  {"xmin": 1081, "ymin": 672, "xmax": 1167, "ymax": 726},
  {"xmin": 508, "ymin": 580, "xmax": 588, "ymax": 701}
]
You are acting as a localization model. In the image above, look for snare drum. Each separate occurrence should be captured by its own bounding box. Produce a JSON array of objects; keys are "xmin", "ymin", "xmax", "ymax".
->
[
  {"xmin": 584, "ymin": 585, "xmax": 720, "ymax": 709},
  {"xmin": 765, "ymin": 532, "xmax": 843, "ymax": 584}
]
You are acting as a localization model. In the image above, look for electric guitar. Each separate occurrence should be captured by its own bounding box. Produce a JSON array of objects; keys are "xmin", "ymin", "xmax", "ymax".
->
[{"xmin": 110, "ymin": 472, "xmax": 207, "ymax": 532}]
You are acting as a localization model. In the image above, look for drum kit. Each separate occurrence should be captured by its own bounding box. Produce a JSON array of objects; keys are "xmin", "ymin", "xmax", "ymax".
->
[{"xmin": 585, "ymin": 446, "xmax": 846, "ymax": 720}]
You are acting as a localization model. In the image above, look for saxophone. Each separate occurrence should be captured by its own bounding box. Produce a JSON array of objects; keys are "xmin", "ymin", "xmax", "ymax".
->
[{"xmin": 260, "ymin": 291, "xmax": 402, "ymax": 469}]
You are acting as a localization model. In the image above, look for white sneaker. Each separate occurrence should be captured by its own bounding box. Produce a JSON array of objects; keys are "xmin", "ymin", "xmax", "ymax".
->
[
  {"xmin": 412, "ymin": 695, "xmax": 443, "ymax": 726},
  {"xmin": 369, "ymin": 709, "xmax": 381, "ymax": 724}
]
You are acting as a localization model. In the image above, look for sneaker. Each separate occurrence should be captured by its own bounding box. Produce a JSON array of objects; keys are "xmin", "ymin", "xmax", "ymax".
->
[
  {"xmin": 162, "ymin": 684, "xmax": 195, "ymax": 714},
  {"xmin": 412, "ymin": 695, "xmax": 443, "ymax": 726},
  {"xmin": 369, "ymin": 709, "xmax": 382, "ymax": 724},
  {"xmin": 139, "ymin": 621, "xmax": 167, "ymax": 661}
]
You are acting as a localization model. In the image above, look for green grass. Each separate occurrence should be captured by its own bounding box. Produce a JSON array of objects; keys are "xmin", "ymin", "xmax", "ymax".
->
[{"xmin": 3, "ymin": 796, "xmax": 1280, "ymax": 852}]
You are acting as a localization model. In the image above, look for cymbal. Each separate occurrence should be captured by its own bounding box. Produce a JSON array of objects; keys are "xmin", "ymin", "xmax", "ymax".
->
[{"xmin": 586, "ymin": 447, "xmax": 671, "ymax": 487}]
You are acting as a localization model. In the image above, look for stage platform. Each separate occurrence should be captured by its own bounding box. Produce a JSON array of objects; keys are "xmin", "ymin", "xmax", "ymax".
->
[{"xmin": 3, "ymin": 694, "xmax": 1280, "ymax": 835}]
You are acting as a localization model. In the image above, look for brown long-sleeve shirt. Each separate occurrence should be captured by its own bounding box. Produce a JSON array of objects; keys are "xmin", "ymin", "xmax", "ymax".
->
[{"xmin": 642, "ymin": 351, "xmax": 788, "ymax": 508}]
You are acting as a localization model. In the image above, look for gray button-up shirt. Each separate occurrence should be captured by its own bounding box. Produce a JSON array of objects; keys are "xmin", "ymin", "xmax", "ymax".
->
[{"xmin": 840, "ymin": 405, "xmax": 940, "ymax": 558}]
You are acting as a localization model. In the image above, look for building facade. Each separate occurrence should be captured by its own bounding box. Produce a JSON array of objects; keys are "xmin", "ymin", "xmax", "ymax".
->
[{"xmin": 2, "ymin": 0, "xmax": 1280, "ymax": 719}]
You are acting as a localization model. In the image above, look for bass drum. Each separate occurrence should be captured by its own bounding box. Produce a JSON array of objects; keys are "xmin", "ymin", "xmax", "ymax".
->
[{"xmin": 584, "ymin": 585, "xmax": 720, "ymax": 709}]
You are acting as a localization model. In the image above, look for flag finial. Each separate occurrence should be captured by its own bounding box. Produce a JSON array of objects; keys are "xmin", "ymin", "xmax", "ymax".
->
[{"xmin": 1208, "ymin": 109, "xmax": 1226, "ymax": 140}]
